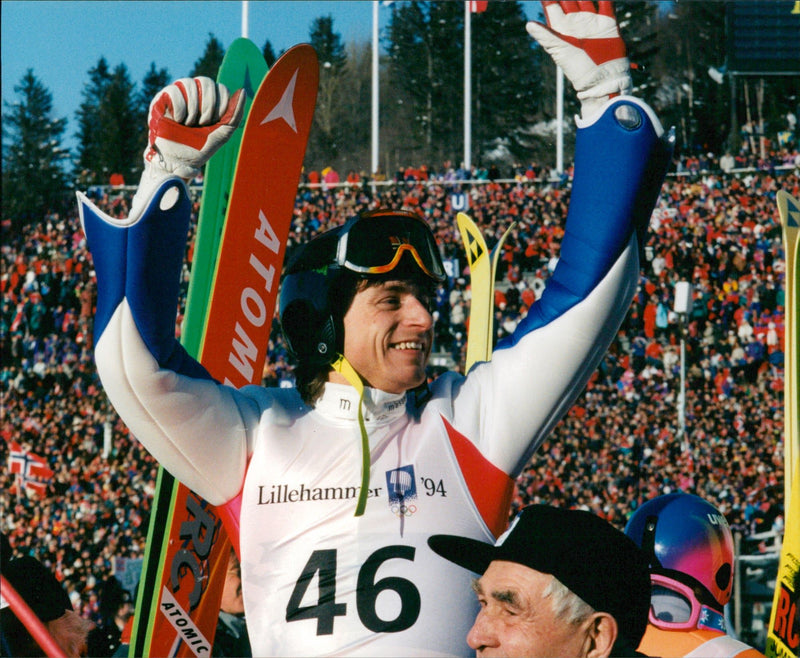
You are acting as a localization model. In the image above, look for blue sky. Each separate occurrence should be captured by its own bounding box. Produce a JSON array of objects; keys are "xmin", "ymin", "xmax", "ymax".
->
[
  {"xmin": 2, "ymin": 2, "xmax": 389, "ymax": 129},
  {"xmin": 2, "ymin": 1, "xmax": 541, "ymax": 150}
]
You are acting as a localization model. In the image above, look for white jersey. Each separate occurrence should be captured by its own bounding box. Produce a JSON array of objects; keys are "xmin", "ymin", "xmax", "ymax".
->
[
  {"xmin": 88, "ymin": 246, "xmax": 635, "ymax": 656},
  {"xmin": 240, "ymin": 383, "xmax": 495, "ymax": 655},
  {"xmin": 79, "ymin": 97, "xmax": 667, "ymax": 656}
]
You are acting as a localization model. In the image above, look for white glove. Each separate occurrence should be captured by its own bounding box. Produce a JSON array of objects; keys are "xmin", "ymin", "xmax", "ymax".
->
[
  {"xmin": 526, "ymin": 1, "xmax": 631, "ymax": 119},
  {"xmin": 144, "ymin": 77, "xmax": 245, "ymax": 180},
  {"xmin": 128, "ymin": 77, "xmax": 244, "ymax": 223}
]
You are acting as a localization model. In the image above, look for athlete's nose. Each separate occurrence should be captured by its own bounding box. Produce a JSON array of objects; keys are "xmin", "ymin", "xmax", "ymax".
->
[{"xmin": 403, "ymin": 294, "xmax": 433, "ymax": 330}]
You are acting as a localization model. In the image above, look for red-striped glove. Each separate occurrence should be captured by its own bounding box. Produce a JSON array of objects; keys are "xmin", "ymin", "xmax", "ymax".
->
[
  {"xmin": 526, "ymin": 1, "xmax": 631, "ymax": 119},
  {"xmin": 144, "ymin": 77, "xmax": 245, "ymax": 180}
]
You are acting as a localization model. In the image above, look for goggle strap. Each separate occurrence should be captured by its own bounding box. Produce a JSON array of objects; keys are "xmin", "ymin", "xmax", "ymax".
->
[{"xmin": 697, "ymin": 605, "xmax": 726, "ymax": 633}]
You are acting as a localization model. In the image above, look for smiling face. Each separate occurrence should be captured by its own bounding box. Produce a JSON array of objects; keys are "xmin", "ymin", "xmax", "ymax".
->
[{"xmin": 338, "ymin": 278, "xmax": 434, "ymax": 393}]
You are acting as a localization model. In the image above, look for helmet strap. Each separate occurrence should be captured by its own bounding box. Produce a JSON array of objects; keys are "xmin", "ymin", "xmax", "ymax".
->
[
  {"xmin": 697, "ymin": 605, "xmax": 726, "ymax": 632},
  {"xmin": 331, "ymin": 354, "xmax": 370, "ymax": 517}
]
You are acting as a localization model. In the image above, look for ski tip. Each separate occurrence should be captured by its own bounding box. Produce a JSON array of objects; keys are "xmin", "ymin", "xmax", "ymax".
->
[
  {"xmin": 279, "ymin": 43, "xmax": 319, "ymax": 67},
  {"xmin": 500, "ymin": 220, "xmax": 517, "ymax": 241},
  {"xmin": 228, "ymin": 36, "xmax": 259, "ymax": 50},
  {"xmin": 777, "ymin": 190, "xmax": 799, "ymax": 229},
  {"xmin": 456, "ymin": 212, "xmax": 480, "ymax": 235}
]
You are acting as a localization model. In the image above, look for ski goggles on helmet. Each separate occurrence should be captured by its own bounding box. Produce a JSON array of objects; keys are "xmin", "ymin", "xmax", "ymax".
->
[
  {"xmin": 335, "ymin": 210, "xmax": 446, "ymax": 283},
  {"xmin": 648, "ymin": 573, "xmax": 726, "ymax": 632}
]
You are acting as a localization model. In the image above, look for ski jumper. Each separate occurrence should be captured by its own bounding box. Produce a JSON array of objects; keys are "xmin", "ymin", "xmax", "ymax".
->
[{"xmin": 79, "ymin": 97, "xmax": 670, "ymax": 657}]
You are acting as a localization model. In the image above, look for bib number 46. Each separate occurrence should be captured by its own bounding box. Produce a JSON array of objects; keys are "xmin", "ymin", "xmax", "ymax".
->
[{"xmin": 286, "ymin": 546, "xmax": 421, "ymax": 635}]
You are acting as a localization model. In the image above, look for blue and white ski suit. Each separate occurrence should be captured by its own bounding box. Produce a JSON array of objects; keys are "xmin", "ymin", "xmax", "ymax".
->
[{"xmin": 79, "ymin": 97, "xmax": 671, "ymax": 657}]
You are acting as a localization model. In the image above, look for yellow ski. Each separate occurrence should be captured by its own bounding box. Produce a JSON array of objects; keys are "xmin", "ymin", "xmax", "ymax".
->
[
  {"xmin": 765, "ymin": 190, "xmax": 799, "ymax": 658},
  {"xmin": 457, "ymin": 212, "xmax": 516, "ymax": 371}
]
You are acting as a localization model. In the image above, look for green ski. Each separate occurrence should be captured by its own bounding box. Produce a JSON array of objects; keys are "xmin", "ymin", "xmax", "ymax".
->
[{"xmin": 130, "ymin": 38, "xmax": 269, "ymax": 658}]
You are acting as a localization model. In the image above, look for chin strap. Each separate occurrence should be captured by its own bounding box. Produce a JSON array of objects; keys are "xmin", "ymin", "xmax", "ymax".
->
[{"xmin": 331, "ymin": 355, "xmax": 370, "ymax": 516}]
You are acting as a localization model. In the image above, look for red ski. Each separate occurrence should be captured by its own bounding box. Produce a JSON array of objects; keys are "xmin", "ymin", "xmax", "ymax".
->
[{"xmin": 138, "ymin": 44, "xmax": 318, "ymax": 658}]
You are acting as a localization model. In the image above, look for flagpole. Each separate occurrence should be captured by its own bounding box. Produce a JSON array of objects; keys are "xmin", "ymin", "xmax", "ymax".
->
[
  {"xmin": 556, "ymin": 65, "xmax": 564, "ymax": 174},
  {"xmin": 242, "ymin": 0, "xmax": 249, "ymax": 39},
  {"xmin": 464, "ymin": 1, "xmax": 472, "ymax": 173},
  {"xmin": 1, "ymin": 576, "xmax": 67, "ymax": 658},
  {"xmin": 372, "ymin": 0, "xmax": 380, "ymax": 177}
]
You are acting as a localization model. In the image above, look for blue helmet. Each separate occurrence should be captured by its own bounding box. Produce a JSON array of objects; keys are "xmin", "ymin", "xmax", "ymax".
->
[{"xmin": 625, "ymin": 493, "xmax": 734, "ymax": 611}]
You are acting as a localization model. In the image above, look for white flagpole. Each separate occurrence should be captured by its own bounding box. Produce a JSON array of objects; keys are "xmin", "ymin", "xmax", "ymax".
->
[
  {"xmin": 372, "ymin": 1, "xmax": 380, "ymax": 176},
  {"xmin": 556, "ymin": 65, "xmax": 564, "ymax": 174},
  {"xmin": 464, "ymin": 1, "xmax": 472, "ymax": 173},
  {"xmin": 242, "ymin": 0, "xmax": 249, "ymax": 39}
]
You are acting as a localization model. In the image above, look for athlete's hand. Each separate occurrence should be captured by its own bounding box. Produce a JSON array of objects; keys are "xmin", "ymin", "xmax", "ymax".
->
[
  {"xmin": 526, "ymin": 1, "xmax": 631, "ymax": 119},
  {"xmin": 144, "ymin": 77, "xmax": 245, "ymax": 179}
]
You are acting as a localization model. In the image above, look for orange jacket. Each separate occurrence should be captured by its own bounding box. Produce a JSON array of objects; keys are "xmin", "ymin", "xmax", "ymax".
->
[{"xmin": 638, "ymin": 624, "xmax": 765, "ymax": 658}]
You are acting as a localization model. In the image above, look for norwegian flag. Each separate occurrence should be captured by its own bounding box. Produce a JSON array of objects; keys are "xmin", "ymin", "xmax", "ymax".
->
[
  {"xmin": 7, "ymin": 440, "xmax": 54, "ymax": 496},
  {"xmin": 469, "ymin": 1, "xmax": 488, "ymax": 12}
]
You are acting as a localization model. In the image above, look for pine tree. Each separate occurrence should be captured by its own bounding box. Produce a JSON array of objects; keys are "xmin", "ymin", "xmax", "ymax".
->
[
  {"xmin": 262, "ymin": 40, "xmax": 278, "ymax": 68},
  {"xmin": 386, "ymin": 1, "xmax": 464, "ymax": 167},
  {"xmin": 308, "ymin": 15, "xmax": 348, "ymax": 162},
  {"xmin": 138, "ymin": 63, "xmax": 171, "ymax": 118},
  {"xmin": 74, "ymin": 57, "xmax": 111, "ymax": 185},
  {"xmin": 333, "ymin": 41, "xmax": 373, "ymax": 173},
  {"xmin": 73, "ymin": 59, "xmax": 143, "ymax": 185},
  {"xmin": 647, "ymin": 2, "xmax": 727, "ymax": 154},
  {"xmin": 191, "ymin": 33, "xmax": 225, "ymax": 79},
  {"xmin": 386, "ymin": 1, "xmax": 541, "ymax": 169},
  {"xmin": 97, "ymin": 63, "xmax": 140, "ymax": 184},
  {"xmin": 471, "ymin": 1, "xmax": 543, "ymax": 165},
  {"xmin": 615, "ymin": 1, "xmax": 661, "ymax": 101},
  {"xmin": 136, "ymin": 63, "xmax": 171, "ymax": 164},
  {"xmin": 309, "ymin": 16, "xmax": 347, "ymax": 71},
  {"xmin": 2, "ymin": 69, "xmax": 69, "ymax": 232}
]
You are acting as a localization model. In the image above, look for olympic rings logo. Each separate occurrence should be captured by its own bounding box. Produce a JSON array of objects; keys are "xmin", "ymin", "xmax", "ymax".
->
[{"xmin": 391, "ymin": 503, "xmax": 417, "ymax": 517}]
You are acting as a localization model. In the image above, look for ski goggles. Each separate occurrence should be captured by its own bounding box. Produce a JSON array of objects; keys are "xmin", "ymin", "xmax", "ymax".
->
[
  {"xmin": 335, "ymin": 211, "xmax": 446, "ymax": 282},
  {"xmin": 648, "ymin": 574, "xmax": 726, "ymax": 632}
]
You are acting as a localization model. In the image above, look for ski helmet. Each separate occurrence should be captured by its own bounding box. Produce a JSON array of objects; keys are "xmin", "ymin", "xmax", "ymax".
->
[
  {"xmin": 279, "ymin": 209, "xmax": 445, "ymax": 366},
  {"xmin": 625, "ymin": 493, "xmax": 734, "ymax": 614}
]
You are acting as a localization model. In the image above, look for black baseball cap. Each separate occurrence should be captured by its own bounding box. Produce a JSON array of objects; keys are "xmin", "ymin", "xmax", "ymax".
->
[
  {"xmin": 3, "ymin": 556, "xmax": 72, "ymax": 622},
  {"xmin": 428, "ymin": 505, "xmax": 651, "ymax": 653}
]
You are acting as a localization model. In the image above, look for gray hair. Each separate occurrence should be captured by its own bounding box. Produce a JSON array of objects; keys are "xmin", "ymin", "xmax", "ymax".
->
[{"xmin": 542, "ymin": 573, "xmax": 596, "ymax": 626}]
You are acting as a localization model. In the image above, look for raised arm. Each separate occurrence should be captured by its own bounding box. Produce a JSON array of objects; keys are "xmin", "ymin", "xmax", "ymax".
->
[
  {"xmin": 77, "ymin": 79, "xmax": 253, "ymax": 504},
  {"xmin": 453, "ymin": 1, "xmax": 674, "ymax": 476}
]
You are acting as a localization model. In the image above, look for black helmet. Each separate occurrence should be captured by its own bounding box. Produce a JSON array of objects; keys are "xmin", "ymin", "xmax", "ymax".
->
[{"xmin": 279, "ymin": 209, "xmax": 445, "ymax": 367}]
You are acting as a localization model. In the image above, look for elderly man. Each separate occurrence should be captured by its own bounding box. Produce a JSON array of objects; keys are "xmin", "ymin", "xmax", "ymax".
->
[{"xmin": 428, "ymin": 505, "xmax": 651, "ymax": 658}]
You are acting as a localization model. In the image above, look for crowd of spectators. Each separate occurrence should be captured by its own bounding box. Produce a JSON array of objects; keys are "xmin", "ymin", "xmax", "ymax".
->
[{"xmin": 1, "ymin": 147, "xmax": 797, "ymax": 635}]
